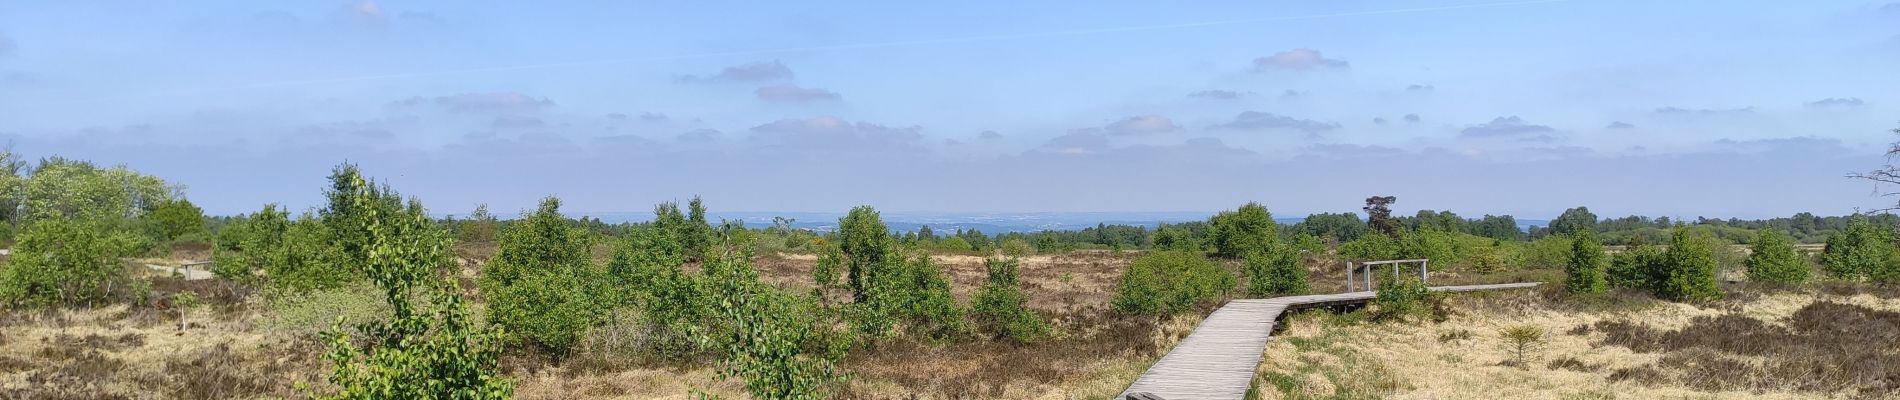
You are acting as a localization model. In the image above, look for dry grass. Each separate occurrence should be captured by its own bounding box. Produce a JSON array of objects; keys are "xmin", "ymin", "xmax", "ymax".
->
[{"xmin": 1251, "ymin": 286, "xmax": 1900, "ymax": 400}]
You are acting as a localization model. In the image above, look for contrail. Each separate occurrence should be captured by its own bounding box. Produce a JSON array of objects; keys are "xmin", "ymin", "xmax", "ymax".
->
[{"xmin": 165, "ymin": 0, "xmax": 1576, "ymax": 95}]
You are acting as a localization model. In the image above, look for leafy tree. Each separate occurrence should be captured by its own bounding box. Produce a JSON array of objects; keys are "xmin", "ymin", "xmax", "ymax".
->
[
  {"xmin": 1608, "ymin": 244, "xmax": 1666, "ymax": 290},
  {"xmin": 693, "ymin": 249, "xmax": 847, "ymax": 400},
  {"xmin": 684, "ymin": 196, "xmax": 714, "ymax": 259},
  {"xmin": 1657, "ymin": 228, "xmax": 1722, "ymax": 301},
  {"xmin": 146, "ymin": 198, "xmax": 206, "ymax": 241},
  {"xmin": 457, "ymin": 204, "xmax": 500, "ymax": 244},
  {"xmin": 1745, "ymin": 229, "xmax": 1809, "ymax": 284},
  {"xmin": 481, "ymin": 197, "xmax": 602, "ymax": 355},
  {"xmin": 0, "ymin": 216, "xmax": 131, "ymax": 307},
  {"xmin": 837, "ymin": 206, "xmax": 892, "ymax": 303},
  {"xmin": 1471, "ymin": 214, "xmax": 1523, "ymax": 241},
  {"xmin": 1548, "ymin": 207, "xmax": 1598, "ymax": 236},
  {"xmin": 1150, "ymin": 223, "xmax": 1198, "ymax": 251},
  {"xmin": 1293, "ymin": 212, "xmax": 1369, "ymax": 243},
  {"xmin": 1820, "ymin": 217, "xmax": 1897, "ymax": 282},
  {"xmin": 1208, "ymin": 202, "xmax": 1278, "ymax": 258},
  {"xmin": 937, "ymin": 236, "xmax": 974, "ymax": 252},
  {"xmin": 1565, "ymin": 230, "xmax": 1608, "ymax": 294},
  {"xmin": 1338, "ymin": 232, "xmax": 1401, "ymax": 260},
  {"xmin": 1244, "ymin": 244, "xmax": 1308, "ymax": 297},
  {"xmin": 970, "ymin": 256, "xmax": 1049, "ymax": 343},
  {"xmin": 1363, "ymin": 196, "xmax": 1400, "ymax": 238},
  {"xmin": 1370, "ymin": 274, "xmax": 1431, "ymax": 321},
  {"xmin": 18, "ymin": 157, "xmax": 173, "ymax": 223},
  {"xmin": 1111, "ymin": 251, "xmax": 1235, "ymax": 315},
  {"xmin": 317, "ymin": 169, "xmax": 513, "ymax": 400}
]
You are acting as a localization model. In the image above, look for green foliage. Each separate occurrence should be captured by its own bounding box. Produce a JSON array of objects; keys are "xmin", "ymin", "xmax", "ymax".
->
[
  {"xmin": 1564, "ymin": 231, "xmax": 1608, "ymax": 294},
  {"xmin": 936, "ymin": 236, "xmax": 974, "ymax": 252},
  {"xmin": 0, "ymin": 216, "xmax": 132, "ymax": 307},
  {"xmin": 1548, "ymin": 206, "xmax": 1599, "ymax": 236},
  {"xmin": 1745, "ymin": 229, "xmax": 1809, "ymax": 284},
  {"xmin": 18, "ymin": 156, "xmax": 173, "ymax": 223},
  {"xmin": 1608, "ymin": 244, "xmax": 1666, "ymax": 290},
  {"xmin": 837, "ymin": 206, "xmax": 893, "ymax": 303},
  {"xmin": 261, "ymin": 284, "xmax": 391, "ymax": 337},
  {"xmin": 1820, "ymin": 218, "xmax": 1900, "ymax": 283},
  {"xmin": 481, "ymin": 197, "xmax": 604, "ymax": 355},
  {"xmin": 1338, "ymin": 232, "xmax": 1400, "ymax": 260},
  {"xmin": 998, "ymin": 237, "xmax": 1033, "ymax": 257},
  {"xmin": 1656, "ymin": 228, "xmax": 1723, "ymax": 302},
  {"xmin": 1244, "ymin": 245, "xmax": 1308, "ymax": 297},
  {"xmin": 1370, "ymin": 274, "xmax": 1432, "ymax": 321},
  {"xmin": 146, "ymin": 198, "xmax": 206, "ymax": 241},
  {"xmin": 1500, "ymin": 325, "xmax": 1546, "ymax": 366},
  {"xmin": 1150, "ymin": 224, "xmax": 1199, "ymax": 252},
  {"xmin": 214, "ymin": 205, "xmax": 352, "ymax": 291},
  {"xmin": 1293, "ymin": 212, "xmax": 1369, "ymax": 242},
  {"xmin": 1208, "ymin": 202, "xmax": 1278, "ymax": 258},
  {"xmin": 1111, "ymin": 251, "xmax": 1235, "ymax": 315},
  {"xmin": 456, "ymin": 204, "xmax": 500, "ymax": 244},
  {"xmin": 317, "ymin": 166, "xmax": 513, "ymax": 400},
  {"xmin": 1515, "ymin": 235, "xmax": 1574, "ymax": 269},
  {"xmin": 1399, "ymin": 228, "xmax": 1461, "ymax": 268},
  {"xmin": 864, "ymin": 251, "xmax": 966, "ymax": 340},
  {"xmin": 970, "ymin": 256, "xmax": 1050, "ymax": 343},
  {"xmin": 692, "ymin": 251, "xmax": 847, "ymax": 400}
]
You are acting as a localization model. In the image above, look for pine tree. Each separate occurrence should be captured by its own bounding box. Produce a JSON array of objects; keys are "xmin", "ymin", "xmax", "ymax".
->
[{"xmin": 1745, "ymin": 229, "xmax": 1808, "ymax": 284}]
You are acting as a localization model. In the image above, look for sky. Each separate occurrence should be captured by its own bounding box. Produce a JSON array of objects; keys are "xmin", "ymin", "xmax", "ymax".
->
[{"xmin": 1, "ymin": 1, "xmax": 1898, "ymax": 219}]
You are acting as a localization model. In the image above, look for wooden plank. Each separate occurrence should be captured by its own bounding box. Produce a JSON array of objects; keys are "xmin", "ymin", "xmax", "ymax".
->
[{"xmin": 1117, "ymin": 283, "xmax": 1541, "ymax": 400}]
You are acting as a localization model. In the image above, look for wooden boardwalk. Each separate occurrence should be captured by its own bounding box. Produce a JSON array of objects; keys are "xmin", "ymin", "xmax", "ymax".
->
[{"xmin": 1117, "ymin": 282, "xmax": 1542, "ymax": 400}]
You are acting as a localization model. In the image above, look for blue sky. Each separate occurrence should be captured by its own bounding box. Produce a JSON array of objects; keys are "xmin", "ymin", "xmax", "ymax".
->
[{"xmin": 1, "ymin": 1, "xmax": 1897, "ymax": 219}]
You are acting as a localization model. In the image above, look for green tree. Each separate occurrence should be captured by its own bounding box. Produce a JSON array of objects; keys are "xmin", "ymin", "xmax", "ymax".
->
[
  {"xmin": 1363, "ymin": 196, "xmax": 1401, "ymax": 238},
  {"xmin": 970, "ymin": 256, "xmax": 1050, "ymax": 342},
  {"xmin": 937, "ymin": 236, "xmax": 974, "ymax": 252},
  {"xmin": 481, "ymin": 197, "xmax": 602, "ymax": 355},
  {"xmin": 1608, "ymin": 244, "xmax": 1666, "ymax": 290},
  {"xmin": 837, "ymin": 206, "xmax": 892, "ymax": 303},
  {"xmin": 1565, "ymin": 230, "xmax": 1608, "ymax": 294},
  {"xmin": 1548, "ymin": 207, "xmax": 1598, "ymax": 236},
  {"xmin": 146, "ymin": 198, "xmax": 206, "ymax": 241},
  {"xmin": 1820, "ymin": 217, "xmax": 1897, "ymax": 282},
  {"xmin": 457, "ymin": 204, "xmax": 500, "ymax": 244},
  {"xmin": 317, "ymin": 168, "xmax": 513, "ymax": 400},
  {"xmin": 0, "ymin": 216, "xmax": 131, "ymax": 307},
  {"xmin": 1657, "ymin": 228, "xmax": 1723, "ymax": 302},
  {"xmin": 1208, "ymin": 202, "xmax": 1278, "ymax": 258},
  {"xmin": 693, "ymin": 250, "xmax": 846, "ymax": 400},
  {"xmin": 1745, "ymin": 229, "xmax": 1808, "ymax": 284},
  {"xmin": 1244, "ymin": 244, "xmax": 1307, "ymax": 297},
  {"xmin": 1338, "ymin": 232, "xmax": 1401, "ymax": 260},
  {"xmin": 1112, "ymin": 251, "xmax": 1235, "ymax": 315},
  {"xmin": 1293, "ymin": 212, "xmax": 1368, "ymax": 243}
]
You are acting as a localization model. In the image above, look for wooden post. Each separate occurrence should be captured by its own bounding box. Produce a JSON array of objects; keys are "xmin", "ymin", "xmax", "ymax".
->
[
  {"xmin": 1344, "ymin": 261, "xmax": 1353, "ymax": 291},
  {"xmin": 1419, "ymin": 260, "xmax": 1430, "ymax": 284}
]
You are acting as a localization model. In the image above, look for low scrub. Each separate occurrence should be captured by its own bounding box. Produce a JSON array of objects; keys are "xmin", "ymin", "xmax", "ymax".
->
[{"xmin": 1111, "ymin": 251, "xmax": 1235, "ymax": 315}]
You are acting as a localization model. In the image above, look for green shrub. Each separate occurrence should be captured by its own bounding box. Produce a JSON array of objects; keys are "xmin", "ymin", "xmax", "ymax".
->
[
  {"xmin": 1515, "ymin": 235, "xmax": 1574, "ymax": 269},
  {"xmin": 837, "ymin": 206, "xmax": 893, "ymax": 303},
  {"xmin": 1208, "ymin": 202, "xmax": 1278, "ymax": 258},
  {"xmin": 1244, "ymin": 245, "xmax": 1308, "ymax": 297},
  {"xmin": 1370, "ymin": 274, "xmax": 1432, "ymax": 321},
  {"xmin": 876, "ymin": 251, "xmax": 965, "ymax": 340},
  {"xmin": 481, "ymin": 197, "xmax": 604, "ymax": 355},
  {"xmin": 1657, "ymin": 228, "xmax": 1723, "ymax": 302},
  {"xmin": 1338, "ymin": 233, "xmax": 1400, "ymax": 260},
  {"xmin": 260, "ymin": 284, "xmax": 390, "ymax": 337},
  {"xmin": 1609, "ymin": 244, "xmax": 1666, "ymax": 290},
  {"xmin": 1745, "ymin": 229, "xmax": 1809, "ymax": 284},
  {"xmin": 1111, "ymin": 251, "xmax": 1235, "ymax": 315},
  {"xmin": 693, "ymin": 251, "xmax": 847, "ymax": 400},
  {"xmin": 1821, "ymin": 218, "xmax": 1899, "ymax": 283},
  {"xmin": 145, "ymin": 198, "xmax": 206, "ymax": 242},
  {"xmin": 317, "ymin": 167, "xmax": 512, "ymax": 399},
  {"xmin": 937, "ymin": 236, "xmax": 974, "ymax": 252},
  {"xmin": 970, "ymin": 256, "xmax": 1050, "ymax": 343},
  {"xmin": 1565, "ymin": 231, "xmax": 1608, "ymax": 294},
  {"xmin": 0, "ymin": 216, "xmax": 132, "ymax": 307}
]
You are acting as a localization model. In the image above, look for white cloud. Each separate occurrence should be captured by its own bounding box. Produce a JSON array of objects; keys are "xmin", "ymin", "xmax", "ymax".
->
[
  {"xmin": 1103, "ymin": 115, "xmax": 1180, "ymax": 135},
  {"xmin": 755, "ymin": 85, "xmax": 842, "ymax": 102},
  {"xmin": 1252, "ymin": 48, "xmax": 1349, "ymax": 71}
]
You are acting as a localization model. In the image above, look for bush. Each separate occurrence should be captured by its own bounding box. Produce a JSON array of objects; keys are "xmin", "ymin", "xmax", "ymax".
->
[
  {"xmin": 1111, "ymin": 251, "xmax": 1235, "ymax": 315},
  {"xmin": 1370, "ymin": 274, "xmax": 1432, "ymax": 321},
  {"xmin": 316, "ymin": 167, "xmax": 512, "ymax": 399},
  {"xmin": 1821, "ymin": 218, "xmax": 1899, "ymax": 283},
  {"xmin": 1745, "ymin": 229, "xmax": 1809, "ymax": 284},
  {"xmin": 481, "ymin": 197, "xmax": 604, "ymax": 355},
  {"xmin": 937, "ymin": 236, "xmax": 974, "ymax": 252},
  {"xmin": 837, "ymin": 206, "xmax": 893, "ymax": 303},
  {"xmin": 693, "ymin": 251, "xmax": 847, "ymax": 400},
  {"xmin": 146, "ymin": 198, "xmax": 206, "ymax": 242},
  {"xmin": 970, "ymin": 256, "xmax": 1050, "ymax": 343},
  {"xmin": 259, "ymin": 284, "xmax": 389, "ymax": 337},
  {"xmin": 1658, "ymin": 228, "xmax": 1723, "ymax": 302},
  {"xmin": 1565, "ymin": 231, "xmax": 1608, "ymax": 294},
  {"xmin": 1338, "ymin": 233, "xmax": 1400, "ymax": 261},
  {"xmin": 1515, "ymin": 235, "xmax": 1574, "ymax": 269},
  {"xmin": 1208, "ymin": 202, "xmax": 1278, "ymax": 258},
  {"xmin": 1609, "ymin": 244, "xmax": 1666, "ymax": 290},
  {"xmin": 0, "ymin": 216, "xmax": 133, "ymax": 307},
  {"xmin": 1244, "ymin": 245, "xmax": 1308, "ymax": 297}
]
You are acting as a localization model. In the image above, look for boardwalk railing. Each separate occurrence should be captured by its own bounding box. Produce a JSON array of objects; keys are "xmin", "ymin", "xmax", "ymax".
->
[{"xmin": 1117, "ymin": 282, "xmax": 1542, "ymax": 400}]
